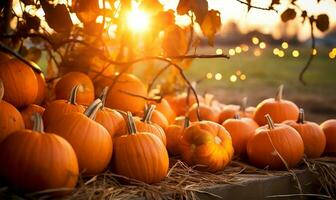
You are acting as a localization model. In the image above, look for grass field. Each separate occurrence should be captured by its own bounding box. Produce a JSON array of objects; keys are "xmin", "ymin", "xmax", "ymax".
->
[{"xmin": 185, "ymin": 45, "xmax": 336, "ymax": 122}]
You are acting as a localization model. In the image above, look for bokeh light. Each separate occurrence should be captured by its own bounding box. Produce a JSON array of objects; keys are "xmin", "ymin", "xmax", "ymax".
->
[
  {"xmin": 206, "ymin": 72, "xmax": 213, "ymax": 79},
  {"xmin": 241, "ymin": 44, "xmax": 249, "ymax": 52},
  {"xmin": 278, "ymin": 50, "xmax": 285, "ymax": 57},
  {"xmin": 229, "ymin": 49, "xmax": 236, "ymax": 56},
  {"xmin": 273, "ymin": 48, "xmax": 279, "ymax": 55},
  {"xmin": 253, "ymin": 49, "xmax": 261, "ymax": 57},
  {"xmin": 259, "ymin": 42, "xmax": 266, "ymax": 49},
  {"xmin": 252, "ymin": 37, "xmax": 259, "ymax": 45},
  {"xmin": 235, "ymin": 46, "xmax": 242, "ymax": 53},
  {"xmin": 281, "ymin": 42, "xmax": 288, "ymax": 49},
  {"xmin": 292, "ymin": 50, "xmax": 300, "ymax": 58},
  {"xmin": 312, "ymin": 48, "xmax": 317, "ymax": 56},
  {"xmin": 236, "ymin": 70, "xmax": 242, "ymax": 76},
  {"xmin": 216, "ymin": 48, "xmax": 223, "ymax": 55},
  {"xmin": 215, "ymin": 73, "xmax": 222, "ymax": 80},
  {"xmin": 230, "ymin": 75, "xmax": 237, "ymax": 82},
  {"xmin": 240, "ymin": 74, "xmax": 246, "ymax": 80}
]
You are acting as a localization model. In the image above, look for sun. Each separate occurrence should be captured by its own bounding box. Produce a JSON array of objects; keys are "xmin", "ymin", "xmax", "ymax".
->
[{"xmin": 126, "ymin": 9, "xmax": 150, "ymax": 32}]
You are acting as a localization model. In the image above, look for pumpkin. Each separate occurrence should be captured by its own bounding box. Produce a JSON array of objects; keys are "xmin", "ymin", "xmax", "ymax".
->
[
  {"xmin": 218, "ymin": 104, "xmax": 240, "ymax": 124},
  {"xmin": 284, "ymin": 109, "xmax": 326, "ymax": 158},
  {"xmin": 0, "ymin": 52, "xmax": 11, "ymax": 61},
  {"xmin": 320, "ymin": 119, "xmax": 336, "ymax": 156},
  {"xmin": 150, "ymin": 109, "xmax": 169, "ymax": 129},
  {"xmin": 47, "ymin": 99, "xmax": 112, "ymax": 175},
  {"xmin": 112, "ymin": 112, "xmax": 169, "ymax": 184},
  {"xmin": 55, "ymin": 72, "xmax": 95, "ymax": 105},
  {"xmin": 187, "ymin": 103, "xmax": 219, "ymax": 123},
  {"xmin": 0, "ymin": 58, "xmax": 38, "ymax": 108},
  {"xmin": 0, "ymin": 80, "xmax": 25, "ymax": 143},
  {"xmin": 247, "ymin": 114, "xmax": 304, "ymax": 170},
  {"xmin": 134, "ymin": 105, "xmax": 167, "ymax": 145},
  {"xmin": 151, "ymin": 98, "xmax": 176, "ymax": 124},
  {"xmin": 253, "ymin": 85, "xmax": 299, "ymax": 126},
  {"xmin": 43, "ymin": 85, "xmax": 85, "ymax": 128},
  {"xmin": 95, "ymin": 87, "xmax": 126, "ymax": 138},
  {"xmin": 166, "ymin": 93, "xmax": 204, "ymax": 116},
  {"xmin": 180, "ymin": 120, "xmax": 234, "ymax": 172},
  {"xmin": 20, "ymin": 104, "xmax": 45, "ymax": 129},
  {"xmin": 165, "ymin": 117, "xmax": 190, "ymax": 156},
  {"xmin": 34, "ymin": 71, "xmax": 46, "ymax": 105},
  {"xmin": 105, "ymin": 73, "xmax": 147, "ymax": 113},
  {"xmin": 0, "ymin": 114, "xmax": 78, "ymax": 195},
  {"xmin": 238, "ymin": 97, "xmax": 254, "ymax": 118},
  {"xmin": 222, "ymin": 114, "xmax": 256, "ymax": 156}
]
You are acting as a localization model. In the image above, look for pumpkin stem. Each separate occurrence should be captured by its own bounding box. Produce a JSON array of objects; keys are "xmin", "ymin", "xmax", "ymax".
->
[
  {"xmin": 98, "ymin": 86, "xmax": 109, "ymax": 108},
  {"xmin": 142, "ymin": 104, "xmax": 156, "ymax": 123},
  {"xmin": 204, "ymin": 93, "xmax": 214, "ymax": 106},
  {"xmin": 275, "ymin": 84, "xmax": 284, "ymax": 101},
  {"xmin": 184, "ymin": 116, "xmax": 190, "ymax": 128},
  {"xmin": 0, "ymin": 79, "xmax": 4, "ymax": 101},
  {"xmin": 297, "ymin": 108, "xmax": 305, "ymax": 124},
  {"xmin": 126, "ymin": 111, "xmax": 137, "ymax": 135},
  {"xmin": 68, "ymin": 84, "xmax": 81, "ymax": 105},
  {"xmin": 32, "ymin": 113, "xmax": 44, "ymax": 133},
  {"xmin": 265, "ymin": 114, "xmax": 275, "ymax": 130},
  {"xmin": 84, "ymin": 99, "xmax": 103, "ymax": 120},
  {"xmin": 240, "ymin": 97, "xmax": 247, "ymax": 112},
  {"xmin": 233, "ymin": 114, "xmax": 240, "ymax": 119}
]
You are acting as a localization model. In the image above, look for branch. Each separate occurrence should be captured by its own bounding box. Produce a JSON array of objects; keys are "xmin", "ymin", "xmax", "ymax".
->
[
  {"xmin": 147, "ymin": 63, "xmax": 171, "ymax": 93},
  {"xmin": 118, "ymin": 90, "xmax": 163, "ymax": 103},
  {"xmin": 235, "ymin": 0, "xmax": 277, "ymax": 12}
]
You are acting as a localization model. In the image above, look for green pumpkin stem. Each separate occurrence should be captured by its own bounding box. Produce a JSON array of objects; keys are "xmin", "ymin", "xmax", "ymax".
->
[
  {"xmin": 265, "ymin": 114, "xmax": 275, "ymax": 130},
  {"xmin": 68, "ymin": 85, "xmax": 81, "ymax": 105},
  {"xmin": 84, "ymin": 99, "xmax": 103, "ymax": 120},
  {"xmin": 142, "ymin": 104, "xmax": 156, "ymax": 123},
  {"xmin": 0, "ymin": 79, "xmax": 4, "ymax": 101},
  {"xmin": 32, "ymin": 113, "xmax": 44, "ymax": 133},
  {"xmin": 126, "ymin": 111, "xmax": 137, "ymax": 135},
  {"xmin": 233, "ymin": 114, "xmax": 240, "ymax": 119},
  {"xmin": 98, "ymin": 87, "xmax": 109, "ymax": 108},
  {"xmin": 184, "ymin": 116, "xmax": 190, "ymax": 128},
  {"xmin": 275, "ymin": 84, "xmax": 284, "ymax": 101},
  {"xmin": 297, "ymin": 108, "xmax": 305, "ymax": 124},
  {"xmin": 240, "ymin": 97, "xmax": 247, "ymax": 112}
]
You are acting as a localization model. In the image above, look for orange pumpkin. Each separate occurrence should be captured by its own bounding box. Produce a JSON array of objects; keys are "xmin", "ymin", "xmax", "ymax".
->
[
  {"xmin": 151, "ymin": 98, "xmax": 176, "ymax": 124},
  {"xmin": 0, "ymin": 80, "xmax": 25, "ymax": 143},
  {"xmin": 43, "ymin": 85, "xmax": 85, "ymax": 128},
  {"xmin": 95, "ymin": 87, "xmax": 126, "ymax": 138},
  {"xmin": 165, "ymin": 117, "xmax": 190, "ymax": 156},
  {"xmin": 166, "ymin": 93, "xmax": 204, "ymax": 116},
  {"xmin": 218, "ymin": 104, "xmax": 240, "ymax": 124},
  {"xmin": 222, "ymin": 114, "xmax": 256, "ymax": 156},
  {"xmin": 180, "ymin": 121, "xmax": 234, "ymax": 172},
  {"xmin": 134, "ymin": 105, "xmax": 167, "ymax": 145},
  {"xmin": 320, "ymin": 119, "xmax": 336, "ymax": 156},
  {"xmin": 247, "ymin": 114, "xmax": 304, "ymax": 170},
  {"xmin": 34, "ymin": 71, "xmax": 46, "ymax": 105},
  {"xmin": 20, "ymin": 104, "xmax": 45, "ymax": 129},
  {"xmin": 187, "ymin": 103, "xmax": 219, "ymax": 123},
  {"xmin": 0, "ymin": 58, "xmax": 38, "ymax": 108},
  {"xmin": 238, "ymin": 97, "xmax": 254, "ymax": 118},
  {"xmin": 253, "ymin": 85, "xmax": 299, "ymax": 126},
  {"xmin": 284, "ymin": 109, "xmax": 326, "ymax": 158},
  {"xmin": 0, "ymin": 114, "xmax": 78, "ymax": 195},
  {"xmin": 112, "ymin": 112, "xmax": 169, "ymax": 184},
  {"xmin": 55, "ymin": 72, "xmax": 95, "ymax": 106},
  {"xmin": 47, "ymin": 99, "xmax": 112, "ymax": 175},
  {"xmin": 105, "ymin": 73, "xmax": 147, "ymax": 113}
]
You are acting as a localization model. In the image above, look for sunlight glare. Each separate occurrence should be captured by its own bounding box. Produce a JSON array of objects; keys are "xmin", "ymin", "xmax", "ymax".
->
[{"xmin": 127, "ymin": 9, "xmax": 150, "ymax": 32}]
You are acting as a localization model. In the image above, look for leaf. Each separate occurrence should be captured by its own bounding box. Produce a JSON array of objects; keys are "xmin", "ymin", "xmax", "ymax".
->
[
  {"xmin": 139, "ymin": 0, "xmax": 163, "ymax": 14},
  {"xmin": 270, "ymin": 0, "xmax": 280, "ymax": 7},
  {"xmin": 72, "ymin": 0, "xmax": 100, "ymax": 24},
  {"xmin": 23, "ymin": 12, "xmax": 40, "ymax": 31},
  {"xmin": 280, "ymin": 8, "xmax": 296, "ymax": 22},
  {"xmin": 315, "ymin": 14, "xmax": 329, "ymax": 32},
  {"xmin": 177, "ymin": 0, "xmax": 191, "ymax": 15},
  {"xmin": 41, "ymin": 2, "xmax": 73, "ymax": 33},
  {"xmin": 162, "ymin": 25, "xmax": 188, "ymax": 57},
  {"xmin": 200, "ymin": 10, "xmax": 221, "ymax": 46},
  {"xmin": 152, "ymin": 10, "xmax": 175, "ymax": 31},
  {"xmin": 176, "ymin": 0, "xmax": 208, "ymax": 24},
  {"xmin": 20, "ymin": 0, "xmax": 35, "ymax": 5}
]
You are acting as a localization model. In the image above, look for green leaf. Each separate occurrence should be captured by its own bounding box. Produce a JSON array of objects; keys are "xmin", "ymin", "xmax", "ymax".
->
[
  {"xmin": 201, "ymin": 10, "xmax": 221, "ymax": 46},
  {"xmin": 315, "ymin": 14, "xmax": 329, "ymax": 32},
  {"xmin": 280, "ymin": 8, "xmax": 296, "ymax": 22}
]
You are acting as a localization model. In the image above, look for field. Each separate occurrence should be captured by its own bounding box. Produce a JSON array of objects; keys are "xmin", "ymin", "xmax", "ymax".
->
[{"xmin": 185, "ymin": 44, "xmax": 336, "ymax": 123}]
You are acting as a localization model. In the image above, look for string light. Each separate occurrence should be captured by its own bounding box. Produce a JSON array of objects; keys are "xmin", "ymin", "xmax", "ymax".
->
[
  {"xmin": 259, "ymin": 42, "xmax": 266, "ymax": 49},
  {"xmin": 240, "ymin": 74, "xmax": 246, "ymax": 80},
  {"xmin": 236, "ymin": 70, "xmax": 242, "ymax": 76},
  {"xmin": 312, "ymin": 48, "xmax": 317, "ymax": 56},
  {"xmin": 281, "ymin": 42, "xmax": 288, "ymax": 49},
  {"xmin": 273, "ymin": 48, "xmax": 279, "ymax": 55},
  {"xmin": 216, "ymin": 48, "xmax": 223, "ymax": 55},
  {"xmin": 235, "ymin": 46, "xmax": 242, "ymax": 53},
  {"xmin": 215, "ymin": 73, "xmax": 222, "ymax": 80},
  {"xmin": 230, "ymin": 75, "xmax": 237, "ymax": 82},
  {"xmin": 329, "ymin": 51, "xmax": 336, "ymax": 59},
  {"xmin": 241, "ymin": 44, "xmax": 249, "ymax": 52},
  {"xmin": 206, "ymin": 72, "xmax": 213, "ymax": 79},
  {"xmin": 229, "ymin": 49, "xmax": 236, "ymax": 56},
  {"xmin": 253, "ymin": 49, "xmax": 261, "ymax": 57},
  {"xmin": 292, "ymin": 50, "xmax": 300, "ymax": 58},
  {"xmin": 278, "ymin": 50, "xmax": 285, "ymax": 57},
  {"xmin": 252, "ymin": 37, "xmax": 259, "ymax": 45}
]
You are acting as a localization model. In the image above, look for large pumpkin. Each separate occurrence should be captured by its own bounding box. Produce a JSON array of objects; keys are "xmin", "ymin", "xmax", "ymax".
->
[
  {"xmin": 320, "ymin": 119, "xmax": 336, "ymax": 156},
  {"xmin": 180, "ymin": 120, "xmax": 234, "ymax": 172},
  {"xmin": 55, "ymin": 72, "xmax": 94, "ymax": 105},
  {"xmin": 47, "ymin": 99, "xmax": 112, "ymax": 175},
  {"xmin": 165, "ymin": 117, "xmax": 190, "ymax": 156},
  {"xmin": 20, "ymin": 104, "xmax": 45, "ymax": 129},
  {"xmin": 187, "ymin": 103, "xmax": 219, "ymax": 123},
  {"xmin": 0, "ymin": 58, "xmax": 38, "ymax": 108},
  {"xmin": 105, "ymin": 73, "xmax": 147, "ymax": 113},
  {"xmin": 34, "ymin": 71, "xmax": 46, "ymax": 105},
  {"xmin": 284, "ymin": 109, "xmax": 326, "ymax": 158},
  {"xmin": 0, "ymin": 114, "xmax": 78, "ymax": 195},
  {"xmin": 43, "ymin": 85, "xmax": 85, "ymax": 128},
  {"xmin": 0, "ymin": 80, "xmax": 25, "ymax": 143},
  {"xmin": 253, "ymin": 85, "xmax": 299, "ymax": 126},
  {"xmin": 222, "ymin": 114, "xmax": 256, "ymax": 157},
  {"xmin": 247, "ymin": 114, "xmax": 304, "ymax": 170},
  {"xmin": 112, "ymin": 112, "xmax": 169, "ymax": 184}
]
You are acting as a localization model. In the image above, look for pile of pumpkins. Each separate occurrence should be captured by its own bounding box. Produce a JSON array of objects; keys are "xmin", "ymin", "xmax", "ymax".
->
[{"xmin": 0, "ymin": 56, "xmax": 335, "ymax": 196}]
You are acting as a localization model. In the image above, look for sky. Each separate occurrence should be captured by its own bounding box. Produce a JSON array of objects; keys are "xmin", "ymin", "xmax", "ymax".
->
[{"xmin": 160, "ymin": 0, "xmax": 336, "ymax": 40}]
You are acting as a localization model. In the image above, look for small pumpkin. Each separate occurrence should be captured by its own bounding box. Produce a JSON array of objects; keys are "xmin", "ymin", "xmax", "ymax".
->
[
  {"xmin": 0, "ymin": 114, "xmax": 78, "ymax": 195},
  {"xmin": 47, "ymin": 99, "xmax": 112, "ymax": 175},
  {"xmin": 0, "ymin": 58, "xmax": 38, "ymax": 108},
  {"xmin": 238, "ymin": 97, "xmax": 254, "ymax": 118},
  {"xmin": 284, "ymin": 109, "xmax": 326, "ymax": 158},
  {"xmin": 218, "ymin": 104, "xmax": 240, "ymax": 124},
  {"xmin": 55, "ymin": 72, "xmax": 95, "ymax": 105},
  {"xmin": 222, "ymin": 114, "xmax": 256, "ymax": 156},
  {"xmin": 34, "ymin": 71, "xmax": 46, "ymax": 105},
  {"xmin": 253, "ymin": 85, "xmax": 299, "ymax": 126},
  {"xmin": 112, "ymin": 112, "xmax": 169, "ymax": 184},
  {"xmin": 0, "ymin": 80, "xmax": 25, "ymax": 143},
  {"xmin": 43, "ymin": 85, "xmax": 85, "ymax": 128},
  {"xmin": 320, "ymin": 119, "xmax": 336, "ymax": 156},
  {"xmin": 151, "ymin": 98, "xmax": 176, "ymax": 124},
  {"xmin": 165, "ymin": 117, "xmax": 190, "ymax": 156},
  {"xmin": 105, "ymin": 73, "xmax": 147, "ymax": 113},
  {"xmin": 180, "ymin": 120, "xmax": 234, "ymax": 172},
  {"xmin": 187, "ymin": 103, "xmax": 219, "ymax": 123},
  {"xmin": 166, "ymin": 93, "xmax": 204, "ymax": 116},
  {"xmin": 20, "ymin": 104, "xmax": 45, "ymax": 129},
  {"xmin": 247, "ymin": 114, "xmax": 304, "ymax": 170}
]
